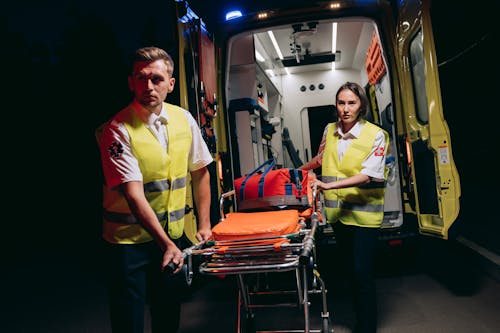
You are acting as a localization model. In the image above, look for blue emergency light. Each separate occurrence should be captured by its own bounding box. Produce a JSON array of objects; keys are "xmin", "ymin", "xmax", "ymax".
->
[{"xmin": 225, "ymin": 10, "xmax": 243, "ymax": 21}]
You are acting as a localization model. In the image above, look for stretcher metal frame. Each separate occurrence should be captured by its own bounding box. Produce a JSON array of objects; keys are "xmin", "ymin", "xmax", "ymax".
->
[{"xmin": 183, "ymin": 188, "xmax": 333, "ymax": 333}]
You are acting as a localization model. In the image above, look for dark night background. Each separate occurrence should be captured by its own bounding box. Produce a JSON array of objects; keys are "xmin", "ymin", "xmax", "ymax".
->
[{"xmin": 1, "ymin": 0, "xmax": 498, "ymax": 327}]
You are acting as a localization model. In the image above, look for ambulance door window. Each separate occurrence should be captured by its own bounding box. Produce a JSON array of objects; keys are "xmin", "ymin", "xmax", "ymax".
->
[{"xmin": 409, "ymin": 30, "xmax": 429, "ymax": 124}]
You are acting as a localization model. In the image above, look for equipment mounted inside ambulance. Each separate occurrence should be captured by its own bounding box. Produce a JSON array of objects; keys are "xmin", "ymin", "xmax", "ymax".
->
[{"xmin": 173, "ymin": 0, "xmax": 461, "ymax": 244}]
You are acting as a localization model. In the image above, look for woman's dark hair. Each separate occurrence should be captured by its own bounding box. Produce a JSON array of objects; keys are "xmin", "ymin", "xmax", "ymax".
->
[{"xmin": 335, "ymin": 81, "xmax": 369, "ymax": 117}]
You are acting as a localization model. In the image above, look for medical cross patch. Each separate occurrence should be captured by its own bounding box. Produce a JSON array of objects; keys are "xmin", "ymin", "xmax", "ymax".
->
[
  {"xmin": 108, "ymin": 141, "xmax": 124, "ymax": 159},
  {"xmin": 374, "ymin": 147, "xmax": 385, "ymax": 157}
]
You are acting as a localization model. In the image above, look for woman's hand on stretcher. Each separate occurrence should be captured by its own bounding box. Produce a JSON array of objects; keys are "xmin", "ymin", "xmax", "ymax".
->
[
  {"xmin": 306, "ymin": 170, "xmax": 317, "ymax": 181},
  {"xmin": 311, "ymin": 179, "xmax": 327, "ymax": 190},
  {"xmin": 307, "ymin": 171, "xmax": 322, "ymax": 191}
]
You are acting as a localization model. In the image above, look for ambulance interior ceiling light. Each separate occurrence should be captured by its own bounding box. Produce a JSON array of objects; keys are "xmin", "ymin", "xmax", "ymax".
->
[
  {"xmin": 255, "ymin": 50, "xmax": 265, "ymax": 62},
  {"xmin": 225, "ymin": 10, "xmax": 243, "ymax": 21},
  {"xmin": 267, "ymin": 31, "xmax": 283, "ymax": 60},
  {"xmin": 268, "ymin": 31, "xmax": 290, "ymax": 75},
  {"xmin": 331, "ymin": 22, "xmax": 338, "ymax": 70},
  {"xmin": 265, "ymin": 69, "xmax": 275, "ymax": 77}
]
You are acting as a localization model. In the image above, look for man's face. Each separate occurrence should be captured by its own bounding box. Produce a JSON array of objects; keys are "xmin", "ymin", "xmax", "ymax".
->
[{"xmin": 128, "ymin": 59, "xmax": 175, "ymax": 112}]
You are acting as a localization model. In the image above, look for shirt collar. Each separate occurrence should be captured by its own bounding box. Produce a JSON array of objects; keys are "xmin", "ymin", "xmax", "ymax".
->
[
  {"xmin": 131, "ymin": 100, "xmax": 168, "ymax": 126},
  {"xmin": 335, "ymin": 119, "xmax": 364, "ymax": 139},
  {"xmin": 158, "ymin": 107, "xmax": 168, "ymax": 124}
]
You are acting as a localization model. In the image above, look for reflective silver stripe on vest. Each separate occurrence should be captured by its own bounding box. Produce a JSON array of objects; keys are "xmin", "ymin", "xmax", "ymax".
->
[
  {"xmin": 103, "ymin": 210, "xmax": 168, "ymax": 224},
  {"xmin": 324, "ymin": 199, "xmax": 384, "ymax": 212},
  {"xmin": 169, "ymin": 207, "xmax": 186, "ymax": 222},
  {"xmin": 322, "ymin": 176, "xmax": 338, "ymax": 183},
  {"xmin": 143, "ymin": 177, "xmax": 187, "ymax": 192},
  {"xmin": 144, "ymin": 179, "xmax": 169, "ymax": 192},
  {"xmin": 104, "ymin": 177, "xmax": 187, "ymax": 224},
  {"xmin": 171, "ymin": 177, "xmax": 187, "ymax": 190},
  {"xmin": 321, "ymin": 176, "xmax": 385, "ymax": 189}
]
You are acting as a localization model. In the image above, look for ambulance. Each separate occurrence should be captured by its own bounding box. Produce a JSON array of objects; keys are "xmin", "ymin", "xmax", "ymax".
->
[{"xmin": 171, "ymin": 0, "xmax": 461, "ymax": 245}]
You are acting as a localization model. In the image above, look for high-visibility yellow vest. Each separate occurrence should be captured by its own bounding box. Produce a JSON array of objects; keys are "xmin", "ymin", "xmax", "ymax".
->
[
  {"xmin": 102, "ymin": 102, "xmax": 192, "ymax": 244},
  {"xmin": 322, "ymin": 120, "xmax": 388, "ymax": 228}
]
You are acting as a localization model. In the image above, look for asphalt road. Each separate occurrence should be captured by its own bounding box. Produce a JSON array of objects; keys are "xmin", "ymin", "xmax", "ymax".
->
[{"xmin": 3, "ymin": 236, "xmax": 499, "ymax": 332}]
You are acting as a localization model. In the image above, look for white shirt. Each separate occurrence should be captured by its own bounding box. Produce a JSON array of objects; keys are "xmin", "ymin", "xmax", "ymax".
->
[
  {"xmin": 319, "ymin": 120, "xmax": 386, "ymax": 181},
  {"xmin": 100, "ymin": 101, "xmax": 213, "ymax": 189}
]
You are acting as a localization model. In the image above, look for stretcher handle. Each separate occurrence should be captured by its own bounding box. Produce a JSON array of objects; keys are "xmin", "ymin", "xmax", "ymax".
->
[
  {"xmin": 298, "ymin": 184, "xmax": 318, "ymax": 264},
  {"xmin": 312, "ymin": 183, "xmax": 317, "ymax": 212},
  {"xmin": 165, "ymin": 261, "xmax": 178, "ymax": 274},
  {"xmin": 219, "ymin": 190, "xmax": 235, "ymax": 220},
  {"xmin": 164, "ymin": 241, "xmax": 207, "ymax": 274},
  {"xmin": 299, "ymin": 209, "xmax": 319, "ymax": 264}
]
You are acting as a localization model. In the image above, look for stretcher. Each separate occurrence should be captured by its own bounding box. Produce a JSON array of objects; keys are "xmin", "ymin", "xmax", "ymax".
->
[{"xmin": 178, "ymin": 185, "xmax": 333, "ymax": 333}]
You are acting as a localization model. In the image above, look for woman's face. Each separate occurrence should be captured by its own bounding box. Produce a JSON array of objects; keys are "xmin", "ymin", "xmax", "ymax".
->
[{"xmin": 336, "ymin": 88, "xmax": 361, "ymax": 128}]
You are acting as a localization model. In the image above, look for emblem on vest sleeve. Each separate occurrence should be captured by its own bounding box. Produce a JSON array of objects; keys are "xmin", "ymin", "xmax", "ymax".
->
[
  {"xmin": 374, "ymin": 146, "xmax": 385, "ymax": 157},
  {"xmin": 108, "ymin": 141, "xmax": 124, "ymax": 159}
]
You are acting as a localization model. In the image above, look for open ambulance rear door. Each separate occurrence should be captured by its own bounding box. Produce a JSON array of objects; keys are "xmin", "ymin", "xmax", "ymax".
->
[
  {"xmin": 394, "ymin": 0, "xmax": 461, "ymax": 239},
  {"xmin": 174, "ymin": 0, "xmax": 222, "ymax": 243}
]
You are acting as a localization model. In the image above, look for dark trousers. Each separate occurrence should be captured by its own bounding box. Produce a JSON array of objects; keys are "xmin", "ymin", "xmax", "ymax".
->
[
  {"xmin": 334, "ymin": 222, "xmax": 379, "ymax": 333},
  {"xmin": 105, "ymin": 237, "xmax": 188, "ymax": 333}
]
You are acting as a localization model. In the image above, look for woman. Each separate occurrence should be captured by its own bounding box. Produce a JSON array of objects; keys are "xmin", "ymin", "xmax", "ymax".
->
[{"xmin": 300, "ymin": 81, "xmax": 388, "ymax": 333}]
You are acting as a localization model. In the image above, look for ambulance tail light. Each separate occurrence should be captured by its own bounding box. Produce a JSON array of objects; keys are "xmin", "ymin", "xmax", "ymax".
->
[{"xmin": 388, "ymin": 239, "xmax": 403, "ymax": 246}]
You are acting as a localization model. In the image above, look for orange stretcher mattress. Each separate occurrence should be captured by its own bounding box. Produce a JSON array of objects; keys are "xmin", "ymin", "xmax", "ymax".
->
[{"xmin": 211, "ymin": 209, "xmax": 301, "ymax": 241}]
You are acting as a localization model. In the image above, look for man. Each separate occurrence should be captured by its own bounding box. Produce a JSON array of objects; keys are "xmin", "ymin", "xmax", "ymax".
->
[{"xmin": 97, "ymin": 46, "xmax": 213, "ymax": 333}]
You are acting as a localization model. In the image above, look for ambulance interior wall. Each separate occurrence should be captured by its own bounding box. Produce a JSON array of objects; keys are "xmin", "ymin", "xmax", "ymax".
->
[
  {"xmin": 224, "ymin": 27, "xmax": 403, "ymax": 226},
  {"xmin": 265, "ymin": 63, "xmax": 403, "ymax": 226}
]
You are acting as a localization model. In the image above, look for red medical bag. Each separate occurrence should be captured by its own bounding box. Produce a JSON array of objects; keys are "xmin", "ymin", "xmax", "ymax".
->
[{"xmin": 234, "ymin": 159, "xmax": 310, "ymax": 212}]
